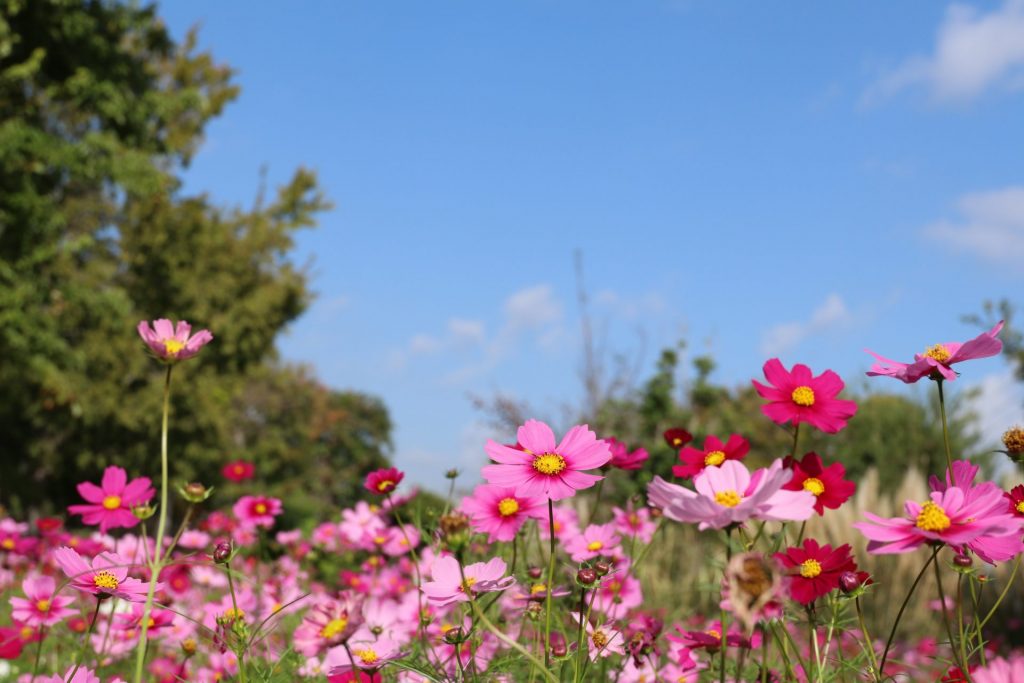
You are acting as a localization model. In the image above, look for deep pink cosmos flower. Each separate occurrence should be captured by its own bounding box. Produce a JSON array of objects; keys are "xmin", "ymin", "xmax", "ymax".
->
[
  {"xmin": 481, "ymin": 419, "xmax": 612, "ymax": 501},
  {"xmin": 782, "ymin": 452, "xmax": 856, "ymax": 516},
  {"xmin": 137, "ymin": 318, "xmax": 213, "ymax": 362},
  {"xmin": 325, "ymin": 637, "xmax": 403, "ymax": 675},
  {"xmin": 114, "ymin": 603, "xmax": 175, "ymax": 638},
  {"xmin": 232, "ymin": 495, "xmax": 282, "ymax": 529},
  {"xmin": 606, "ymin": 437, "xmax": 649, "ymax": 471},
  {"xmin": 1007, "ymin": 485, "xmax": 1024, "ymax": 518},
  {"xmin": 421, "ymin": 555, "xmax": 515, "ymax": 607},
  {"xmin": 67, "ymin": 466, "xmax": 155, "ymax": 533},
  {"xmin": 9, "ymin": 575, "xmax": 76, "ymax": 627},
  {"xmin": 565, "ymin": 523, "xmax": 621, "ymax": 562},
  {"xmin": 222, "ymin": 460, "xmax": 255, "ymax": 482},
  {"xmin": 460, "ymin": 484, "xmax": 546, "ymax": 542},
  {"xmin": 775, "ymin": 540, "xmax": 857, "ymax": 605},
  {"xmin": 752, "ymin": 359, "xmax": 857, "ymax": 434},
  {"xmin": 53, "ymin": 547, "xmax": 153, "ymax": 601},
  {"xmin": 672, "ymin": 434, "xmax": 749, "ymax": 479},
  {"xmin": 866, "ymin": 321, "xmax": 1004, "ymax": 384},
  {"xmin": 649, "ymin": 459, "xmax": 816, "ymax": 530},
  {"xmin": 364, "ymin": 468, "xmax": 404, "ymax": 496},
  {"xmin": 854, "ymin": 480, "xmax": 1021, "ymax": 556}
]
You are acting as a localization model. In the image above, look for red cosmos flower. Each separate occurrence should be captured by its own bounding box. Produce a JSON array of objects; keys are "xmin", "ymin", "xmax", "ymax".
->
[
  {"xmin": 35, "ymin": 517, "xmax": 63, "ymax": 535},
  {"xmin": 752, "ymin": 359, "xmax": 857, "ymax": 434},
  {"xmin": 0, "ymin": 625, "xmax": 27, "ymax": 659},
  {"xmin": 663, "ymin": 428, "xmax": 693, "ymax": 449},
  {"xmin": 1006, "ymin": 485, "xmax": 1024, "ymax": 518},
  {"xmin": 774, "ymin": 539, "xmax": 856, "ymax": 605},
  {"xmin": 606, "ymin": 437, "xmax": 649, "ymax": 471},
  {"xmin": 222, "ymin": 459, "xmax": 255, "ymax": 482},
  {"xmin": 364, "ymin": 468, "xmax": 405, "ymax": 496},
  {"xmin": 782, "ymin": 452, "xmax": 856, "ymax": 516},
  {"xmin": 672, "ymin": 434, "xmax": 749, "ymax": 479}
]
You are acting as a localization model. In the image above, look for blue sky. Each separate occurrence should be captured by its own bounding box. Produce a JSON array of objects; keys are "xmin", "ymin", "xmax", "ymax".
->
[{"xmin": 159, "ymin": 1, "xmax": 1024, "ymax": 492}]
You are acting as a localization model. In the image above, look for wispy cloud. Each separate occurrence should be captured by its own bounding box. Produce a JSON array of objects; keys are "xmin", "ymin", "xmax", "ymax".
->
[
  {"xmin": 863, "ymin": 0, "xmax": 1024, "ymax": 105},
  {"xmin": 923, "ymin": 186, "xmax": 1024, "ymax": 272},
  {"xmin": 761, "ymin": 294, "xmax": 853, "ymax": 356}
]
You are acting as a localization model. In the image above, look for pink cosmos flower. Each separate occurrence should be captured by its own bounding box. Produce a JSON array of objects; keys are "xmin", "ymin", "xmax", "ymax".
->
[
  {"xmin": 67, "ymin": 466, "xmax": 154, "ymax": 533},
  {"xmin": 42, "ymin": 668, "xmax": 101, "ymax": 683},
  {"xmin": 570, "ymin": 612, "xmax": 625, "ymax": 661},
  {"xmin": 648, "ymin": 459, "xmax": 816, "ymax": 530},
  {"xmin": 232, "ymin": 495, "xmax": 282, "ymax": 529},
  {"xmin": 421, "ymin": 556, "xmax": 515, "ymax": 607},
  {"xmin": 927, "ymin": 460, "xmax": 1024, "ymax": 563},
  {"xmin": 672, "ymin": 434, "xmax": 749, "ymax": 479},
  {"xmin": 9, "ymin": 575, "xmax": 76, "ymax": 627},
  {"xmin": 866, "ymin": 321, "xmax": 1004, "ymax": 384},
  {"xmin": 854, "ymin": 480, "xmax": 1021, "ymax": 556},
  {"xmin": 325, "ymin": 636, "xmax": 403, "ymax": 674},
  {"xmin": 539, "ymin": 505, "xmax": 580, "ymax": 542},
  {"xmin": 565, "ymin": 523, "xmax": 621, "ymax": 562},
  {"xmin": 592, "ymin": 564, "xmax": 643, "ymax": 620},
  {"xmin": 53, "ymin": 547, "xmax": 152, "ymax": 601},
  {"xmin": 137, "ymin": 318, "xmax": 213, "ymax": 362},
  {"xmin": 611, "ymin": 503, "xmax": 658, "ymax": 543},
  {"xmin": 294, "ymin": 594, "xmax": 364, "ymax": 657},
  {"xmin": 222, "ymin": 459, "xmax": 255, "ymax": 482},
  {"xmin": 482, "ymin": 419, "xmax": 612, "ymax": 501},
  {"xmin": 606, "ymin": 437, "xmax": 649, "ymax": 471},
  {"xmin": 974, "ymin": 653, "xmax": 1024, "ymax": 683},
  {"xmin": 460, "ymin": 484, "xmax": 546, "ymax": 542},
  {"xmin": 364, "ymin": 468, "xmax": 404, "ymax": 496},
  {"xmin": 752, "ymin": 359, "xmax": 857, "ymax": 434},
  {"xmin": 114, "ymin": 603, "xmax": 175, "ymax": 638}
]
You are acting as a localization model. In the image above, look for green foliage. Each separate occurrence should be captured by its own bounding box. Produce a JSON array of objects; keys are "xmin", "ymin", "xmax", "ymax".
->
[{"xmin": 0, "ymin": 0, "xmax": 393, "ymax": 521}]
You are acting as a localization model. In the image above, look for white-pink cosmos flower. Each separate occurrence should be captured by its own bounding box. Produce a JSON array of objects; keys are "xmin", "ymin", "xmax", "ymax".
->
[
  {"xmin": 648, "ymin": 459, "xmax": 815, "ymax": 530},
  {"xmin": 421, "ymin": 555, "xmax": 515, "ymax": 607}
]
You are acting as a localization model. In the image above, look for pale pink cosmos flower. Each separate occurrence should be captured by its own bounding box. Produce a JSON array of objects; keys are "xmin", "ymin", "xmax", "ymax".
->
[
  {"xmin": 539, "ymin": 504, "xmax": 581, "ymax": 542},
  {"xmin": 648, "ymin": 459, "xmax": 816, "ymax": 530},
  {"xmin": 325, "ymin": 636, "xmax": 403, "ymax": 674},
  {"xmin": 566, "ymin": 523, "xmax": 621, "ymax": 563},
  {"xmin": 114, "ymin": 603, "xmax": 175, "ymax": 638},
  {"xmin": 232, "ymin": 495, "xmax": 282, "ymax": 529},
  {"xmin": 67, "ymin": 466, "xmax": 154, "ymax": 533},
  {"xmin": 974, "ymin": 653, "xmax": 1024, "ymax": 683},
  {"xmin": 611, "ymin": 503, "xmax": 658, "ymax": 543},
  {"xmin": 294, "ymin": 593, "xmax": 364, "ymax": 657},
  {"xmin": 421, "ymin": 555, "xmax": 515, "ymax": 607},
  {"xmin": 570, "ymin": 612, "xmax": 625, "ymax": 661},
  {"xmin": 9, "ymin": 575, "xmax": 76, "ymax": 627},
  {"xmin": 53, "ymin": 547, "xmax": 152, "ymax": 601},
  {"xmin": 592, "ymin": 568, "xmax": 643, "ymax": 620},
  {"xmin": 854, "ymin": 481, "xmax": 1020, "ymax": 555},
  {"xmin": 137, "ymin": 318, "xmax": 213, "ymax": 362},
  {"xmin": 928, "ymin": 460, "xmax": 1024, "ymax": 563},
  {"xmin": 866, "ymin": 321, "xmax": 1004, "ymax": 383},
  {"xmin": 460, "ymin": 484, "xmax": 547, "ymax": 542},
  {"xmin": 41, "ymin": 668, "xmax": 101, "ymax": 683},
  {"xmin": 482, "ymin": 419, "xmax": 612, "ymax": 501}
]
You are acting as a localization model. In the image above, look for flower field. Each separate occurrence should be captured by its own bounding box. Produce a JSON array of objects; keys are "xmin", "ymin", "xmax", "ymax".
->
[{"xmin": 2, "ymin": 319, "xmax": 1023, "ymax": 682}]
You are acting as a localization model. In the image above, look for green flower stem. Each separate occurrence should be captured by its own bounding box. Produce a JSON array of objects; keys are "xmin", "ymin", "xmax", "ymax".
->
[
  {"xmin": 225, "ymin": 560, "xmax": 249, "ymax": 683},
  {"xmin": 933, "ymin": 550, "xmax": 968, "ymax": 679},
  {"xmin": 855, "ymin": 597, "xmax": 880, "ymax": 683},
  {"xmin": 470, "ymin": 599, "xmax": 558, "ymax": 683},
  {"xmin": 969, "ymin": 575, "xmax": 987, "ymax": 665},
  {"xmin": 67, "ymin": 599, "xmax": 103, "ymax": 682},
  {"xmin": 936, "ymin": 378, "xmax": 954, "ymax": 476},
  {"xmin": 880, "ymin": 548, "xmax": 937, "ymax": 675},
  {"xmin": 29, "ymin": 626, "xmax": 46, "ymax": 683},
  {"xmin": 979, "ymin": 555, "xmax": 1020, "ymax": 629},
  {"xmin": 759, "ymin": 623, "xmax": 770, "ymax": 683},
  {"xmin": 719, "ymin": 527, "xmax": 733, "ymax": 683},
  {"xmin": 543, "ymin": 499, "xmax": 556, "ymax": 669},
  {"xmin": 133, "ymin": 365, "xmax": 173, "ymax": 683},
  {"xmin": 629, "ymin": 518, "xmax": 667, "ymax": 574},
  {"xmin": 586, "ymin": 478, "xmax": 604, "ymax": 527}
]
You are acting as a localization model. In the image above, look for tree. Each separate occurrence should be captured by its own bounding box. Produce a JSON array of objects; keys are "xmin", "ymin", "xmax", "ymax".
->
[{"xmin": 0, "ymin": 0, "xmax": 393, "ymax": 521}]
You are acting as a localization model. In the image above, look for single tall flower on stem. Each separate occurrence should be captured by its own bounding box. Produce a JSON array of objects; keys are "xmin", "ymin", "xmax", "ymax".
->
[
  {"xmin": 866, "ymin": 321, "xmax": 1004, "ymax": 383},
  {"xmin": 67, "ymin": 466, "xmax": 154, "ymax": 533},
  {"xmin": 775, "ymin": 539, "xmax": 857, "ymax": 605},
  {"xmin": 137, "ymin": 318, "xmax": 213, "ymax": 362},
  {"xmin": 752, "ymin": 359, "xmax": 857, "ymax": 434}
]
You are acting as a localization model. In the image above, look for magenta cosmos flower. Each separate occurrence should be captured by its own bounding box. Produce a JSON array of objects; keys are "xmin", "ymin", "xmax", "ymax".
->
[
  {"xmin": 853, "ymin": 481, "xmax": 1021, "ymax": 556},
  {"xmin": 53, "ymin": 547, "xmax": 152, "ymax": 601},
  {"xmin": 364, "ymin": 467, "xmax": 404, "ymax": 495},
  {"xmin": 481, "ymin": 419, "xmax": 612, "ymax": 501},
  {"xmin": 606, "ymin": 437, "xmax": 649, "ymax": 471},
  {"xmin": 752, "ymin": 359, "xmax": 857, "ymax": 434},
  {"xmin": 673, "ymin": 434, "xmax": 749, "ymax": 479},
  {"xmin": 137, "ymin": 318, "xmax": 213, "ymax": 362},
  {"xmin": 9, "ymin": 575, "xmax": 76, "ymax": 627},
  {"xmin": 421, "ymin": 555, "xmax": 515, "ymax": 607},
  {"xmin": 325, "ymin": 636, "xmax": 403, "ymax": 675},
  {"xmin": 67, "ymin": 465, "xmax": 155, "ymax": 533},
  {"xmin": 566, "ymin": 523, "xmax": 621, "ymax": 562},
  {"xmin": 866, "ymin": 321, "xmax": 1004, "ymax": 384},
  {"xmin": 460, "ymin": 484, "xmax": 546, "ymax": 542},
  {"xmin": 648, "ymin": 459, "xmax": 816, "ymax": 530},
  {"xmin": 222, "ymin": 459, "xmax": 255, "ymax": 482},
  {"xmin": 232, "ymin": 495, "xmax": 282, "ymax": 529}
]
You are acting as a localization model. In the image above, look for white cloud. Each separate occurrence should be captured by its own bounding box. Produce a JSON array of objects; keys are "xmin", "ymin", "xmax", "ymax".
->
[
  {"xmin": 594, "ymin": 289, "xmax": 666, "ymax": 320},
  {"xmin": 923, "ymin": 186, "xmax": 1024, "ymax": 271},
  {"xmin": 408, "ymin": 333, "xmax": 443, "ymax": 355},
  {"xmin": 864, "ymin": 0, "xmax": 1024, "ymax": 104},
  {"xmin": 448, "ymin": 318, "xmax": 486, "ymax": 346},
  {"xmin": 760, "ymin": 294, "xmax": 853, "ymax": 356},
  {"xmin": 504, "ymin": 284, "xmax": 562, "ymax": 331}
]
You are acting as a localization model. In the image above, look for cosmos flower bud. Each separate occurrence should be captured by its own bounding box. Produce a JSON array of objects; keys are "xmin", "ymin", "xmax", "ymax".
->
[
  {"xmin": 1003, "ymin": 426, "xmax": 1024, "ymax": 459},
  {"xmin": 213, "ymin": 542, "xmax": 232, "ymax": 564},
  {"xmin": 528, "ymin": 567, "xmax": 543, "ymax": 580},
  {"xmin": 548, "ymin": 631, "xmax": 568, "ymax": 658},
  {"xmin": 438, "ymin": 511, "xmax": 471, "ymax": 552},
  {"xmin": 181, "ymin": 638, "xmax": 197, "ymax": 657},
  {"xmin": 594, "ymin": 561, "xmax": 611, "ymax": 577},
  {"xmin": 954, "ymin": 553, "xmax": 973, "ymax": 568},
  {"xmin": 445, "ymin": 468, "xmax": 460, "ymax": 480},
  {"xmin": 442, "ymin": 626, "xmax": 465, "ymax": 645},
  {"xmin": 576, "ymin": 567, "xmax": 597, "ymax": 587},
  {"xmin": 179, "ymin": 482, "xmax": 213, "ymax": 504},
  {"xmin": 132, "ymin": 504, "xmax": 156, "ymax": 521},
  {"xmin": 839, "ymin": 571, "xmax": 861, "ymax": 594}
]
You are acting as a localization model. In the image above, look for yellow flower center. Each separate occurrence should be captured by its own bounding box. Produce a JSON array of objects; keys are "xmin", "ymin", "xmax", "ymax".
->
[
  {"xmin": 234, "ymin": 465, "xmax": 245, "ymax": 475},
  {"xmin": 587, "ymin": 540, "xmax": 604, "ymax": 552},
  {"xmin": 802, "ymin": 478, "xmax": 825, "ymax": 496},
  {"xmin": 254, "ymin": 503, "xmax": 268, "ymax": 515},
  {"xmin": 93, "ymin": 571, "xmax": 119, "ymax": 591},
  {"xmin": 35, "ymin": 599, "xmax": 51, "ymax": 612},
  {"xmin": 532, "ymin": 453, "xmax": 567, "ymax": 475},
  {"xmin": 224, "ymin": 607, "xmax": 245, "ymax": 621},
  {"xmin": 916, "ymin": 501, "xmax": 951, "ymax": 532},
  {"xmin": 377, "ymin": 480, "xmax": 394, "ymax": 492},
  {"xmin": 102, "ymin": 495, "xmax": 122, "ymax": 510},
  {"xmin": 1016, "ymin": 501, "xmax": 1024, "ymax": 515},
  {"xmin": 163, "ymin": 339, "xmax": 185, "ymax": 355},
  {"xmin": 497, "ymin": 498, "xmax": 520, "ymax": 517},
  {"xmin": 373, "ymin": 535, "xmax": 387, "ymax": 545},
  {"xmin": 592, "ymin": 630, "xmax": 609, "ymax": 648},
  {"xmin": 461, "ymin": 576, "xmax": 477, "ymax": 593},
  {"xmin": 320, "ymin": 617, "xmax": 349, "ymax": 639},
  {"xmin": 705, "ymin": 629, "xmax": 721, "ymax": 641},
  {"xmin": 791, "ymin": 386, "xmax": 815, "ymax": 406},
  {"xmin": 714, "ymin": 490, "xmax": 742, "ymax": 508},
  {"xmin": 799, "ymin": 559, "xmax": 822, "ymax": 578},
  {"xmin": 355, "ymin": 647, "xmax": 379, "ymax": 665},
  {"xmin": 704, "ymin": 450, "xmax": 726, "ymax": 467},
  {"xmin": 923, "ymin": 344, "xmax": 951, "ymax": 363},
  {"xmin": 672, "ymin": 437, "xmax": 683, "ymax": 446},
  {"xmin": 531, "ymin": 583, "xmax": 547, "ymax": 595},
  {"xmin": 1, "ymin": 538, "xmax": 14, "ymax": 550}
]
